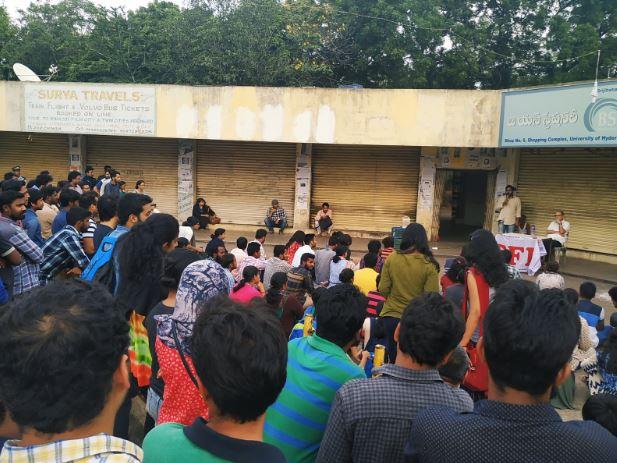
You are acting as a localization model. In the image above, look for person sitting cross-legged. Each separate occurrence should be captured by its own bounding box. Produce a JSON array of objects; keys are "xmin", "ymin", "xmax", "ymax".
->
[
  {"xmin": 316, "ymin": 293, "xmax": 472, "ymax": 463},
  {"xmin": 404, "ymin": 280, "xmax": 617, "ymax": 463},
  {"xmin": 143, "ymin": 297, "xmax": 287, "ymax": 463}
]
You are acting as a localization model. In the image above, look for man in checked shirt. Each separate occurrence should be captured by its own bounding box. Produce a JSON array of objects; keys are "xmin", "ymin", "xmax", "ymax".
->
[
  {"xmin": 264, "ymin": 199, "xmax": 288, "ymax": 234},
  {"xmin": 39, "ymin": 207, "xmax": 92, "ymax": 284}
]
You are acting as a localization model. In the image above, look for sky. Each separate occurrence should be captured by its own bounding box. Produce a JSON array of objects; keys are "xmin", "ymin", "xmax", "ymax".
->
[{"xmin": 2, "ymin": 0, "xmax": 186, "ymax": 18}]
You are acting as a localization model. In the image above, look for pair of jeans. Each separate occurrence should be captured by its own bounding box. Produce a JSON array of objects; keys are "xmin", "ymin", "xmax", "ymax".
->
[
  {"xmin": 498, "ymin": 221, "xmax": 516, "ymax": 234},
  {"xmin": 380, "ymin": 316, "xmax": 401, "ymax": 364},
  {"xmin": 265, "ymin": 217, "xmax": 287, "ymax": 231}
]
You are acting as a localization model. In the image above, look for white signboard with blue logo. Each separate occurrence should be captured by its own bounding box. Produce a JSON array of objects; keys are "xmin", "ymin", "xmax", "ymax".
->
[{"xmin": 500, "ymin": 81, "xmax": 617, "ymax": 147}]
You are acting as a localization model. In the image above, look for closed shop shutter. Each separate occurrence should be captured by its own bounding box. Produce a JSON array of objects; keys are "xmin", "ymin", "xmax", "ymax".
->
[
  {"xmin": 311, "ymin": 145, "xmax": 421, "ymax": 231},
  {"xmin": 517, "ymin": 148, "xmax": 617, "ymax": 256},
  {"xmin": 86, "ymin": 136, "xmax": 178, "ymax": 217},
  {"xmin": 196, "ymin": 141, "xmax": 296, "ymax": 225},
  {"xmin": 0, "ymin": 131, "xmax": 68, "ymax": 183}
]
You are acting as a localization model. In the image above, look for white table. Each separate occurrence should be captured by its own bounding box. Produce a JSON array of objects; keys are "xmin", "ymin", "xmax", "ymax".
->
[{"xmin": 495, "ymin": 233, "xmax": 547, "ymax": 275}]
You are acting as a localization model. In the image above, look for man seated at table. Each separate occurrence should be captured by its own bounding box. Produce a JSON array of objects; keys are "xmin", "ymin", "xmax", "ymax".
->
[
  {"xmin": 265, "ymin": 199, "xmax": 287, "ymax": 234},
  {"xmin": 542, "ymin": 210, "xmax": 570, "ymax": 260}
]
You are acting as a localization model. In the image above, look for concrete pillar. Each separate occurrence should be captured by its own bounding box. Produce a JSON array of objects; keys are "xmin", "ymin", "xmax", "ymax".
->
[
  {"xmin": 293, "ymin": 143, "xmax": 312, "ymax": 229},
  {"xmin": 178, "ymin": 139, "xmax": 196, "ymax": 221},
  {"xmin": 415, "ymin": 147, "xmax": 438, "ymax": 240},
  {"xmin": 68, "ymin": 135, "xmax": 86, "ymax": 173}
]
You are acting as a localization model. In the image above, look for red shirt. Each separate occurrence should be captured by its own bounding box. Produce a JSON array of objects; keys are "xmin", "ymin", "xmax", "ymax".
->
[{"xmin": 287, "ymin": 242, "xmax": 301, "ymax": 265}]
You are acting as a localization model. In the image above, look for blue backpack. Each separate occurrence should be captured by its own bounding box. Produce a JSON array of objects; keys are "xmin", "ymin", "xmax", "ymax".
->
[{"xmin": 81, "ymin": 229, "xmax": 126, "ymax": 293}]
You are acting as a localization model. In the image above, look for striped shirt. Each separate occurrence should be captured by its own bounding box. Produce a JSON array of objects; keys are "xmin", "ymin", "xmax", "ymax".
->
[
  {"xmin": 264, "ymin": 334, "xmax": 366, "ymax": 463},
  {"xmin": 0, "ymin": 434, "xmax": 143, "ymax": 463}
]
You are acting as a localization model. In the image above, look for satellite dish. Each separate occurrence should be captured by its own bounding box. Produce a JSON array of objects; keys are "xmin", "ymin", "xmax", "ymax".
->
[{"xmin": 13, "ymin": 63, "xmax": 41, "ymax": 82}]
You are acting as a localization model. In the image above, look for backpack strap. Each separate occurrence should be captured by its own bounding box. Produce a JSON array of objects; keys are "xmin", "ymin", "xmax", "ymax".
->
[{"xmin": 171, "ymin": 321, "xmax": 199, "ymax": 390}]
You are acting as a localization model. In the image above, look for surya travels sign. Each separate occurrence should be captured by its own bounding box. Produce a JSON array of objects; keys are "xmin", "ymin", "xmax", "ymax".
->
[
  {"xmin": 24, "ymin": 83, "xmax": 156, "ymax": 136},
  {"xmin": 500, "ymin": 81, "xmax": 617, "ymax": 147}
]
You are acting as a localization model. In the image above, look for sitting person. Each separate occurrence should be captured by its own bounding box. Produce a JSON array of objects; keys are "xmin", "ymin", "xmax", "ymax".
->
[
  {"xmin": 404, "ymin": 281, "xmax": 617, "ymax": 462},
  {"xmin": 583, "ymin": 330, "xmax": 617, "ymax": 397},
  {"xmin": 230, "ymin": 236, "xmax": 248, "ymax": 269},
  {"xmin": 0, "ymin": 280, "xmax": 143, "ymax": 462},
  {"xmin": 143, "ymin": 298, "xmax": 287, "ymax": 463},
  {"xmin": 204, "ymin": 228, "xmax": 226, "ymax": 258},
  {"xmin": 443, "ymin": 257, "xmax": 467, "ymax": 310},
  {"xmin": 230, "ymin": 265, "xmax": 265, "ymax": 304},
  {"xmin": 380, "ymin": 235, "xmax": 395, "ymax": 260},
  {"xmin": 501, "ymin": 249, "xmax": 521, "ymax": 280},
  {"xmin": 610, "ymin": 286, "xmax": 617, "ymax": 309},
  {"xmin": 315, "ymin": 202, "xmax": 333, "ymax": 235},
  {"xmin": 438, "ymin": 345, "xmax": 470, "ymax": 388},
  {"xmin": 583, "ymin": 394, "xmax": 617, "ymax": 437},
  {"xmin": 354, "ymin": 253, "xmax": 379, "ymax": 295},
  {"xmin": 287, "ymin": 252, "xmax": 316, "ymax": 304},
  {"xmin": 339, "ymin": 268, "xmax": 355, "ymax": 285},
  {"xmin": 542, "ymin": 210, "xmax": 570, "ymax": 261},
  {"xmin": 360, "ymin": 239, "xmax": 385, "ymax": 273},
  {"xmin": 265, "ymin": 199, "xmax": 288, "ymax": 233},
  {"xmin": 263, "ymin": 245, "xmax": 291, "ymax": 290},
  {"xmin": 236, "ymin": 242, "xmax": 266, "ymax": 282},
  {"xmin": 577, "ymin": 281, "xmax": 610, "ymax": 344},
  {"xmin": 192, "ymin": 197, "xmax": 218, "ymax": 229},
  {"xmin": 291, "ymin": 233, "xmax": 316, "ymax": 268},
  {"xmin": 329, "ymin": 246, "xmax": 354, "ymax": 287},
  {"xmin": 517, "ymin": 214, "xmax": 532, "ymax": 235},
  {"xmin": 536, "ymin": 261, "xmax": 565, "ymax": 290},
  {"xmin": 317, "ymin": 293, "xmax": 472, "ymax": 463},
  {"xmin": 265, "ymin": 271, "xmax": 304, "ymax": 338}
]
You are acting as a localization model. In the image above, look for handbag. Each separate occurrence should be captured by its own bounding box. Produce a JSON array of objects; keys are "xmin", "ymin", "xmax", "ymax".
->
[
  {"xmin": 461, "ymin": 268, "xmax": 489, "ymax": 392},
  {"xmin": 209, "ymin": 216, "xmax": 221, "ymax": 225}
]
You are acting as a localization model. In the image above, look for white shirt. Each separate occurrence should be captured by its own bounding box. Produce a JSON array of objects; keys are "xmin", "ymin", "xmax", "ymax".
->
[
  {"xmin": 230, "ymin": 248, "xmax": 248, "ymax": 267},
  {"xmin": 292, "ymin": 244, "xmax": 315, "ymax": 268},
  {"xmin": 547, "ymin": 220, "xmax": 570, "ymax": 245},
  {"xmin": 249, "ymin": 240, "xmax": 267, "ymax": 260}
]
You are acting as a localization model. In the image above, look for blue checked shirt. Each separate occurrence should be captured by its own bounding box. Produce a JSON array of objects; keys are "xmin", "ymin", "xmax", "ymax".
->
[
  {"xmin": 269, "ymin": 207, "xmax": 287, "ymax": 221},
  {"xmin": 0, "ymin": 216, "xmax": 43, "ymax": 296},
  {"xmin": 40, "ymin": 225, "xmax": 90, "ymax": 284}
]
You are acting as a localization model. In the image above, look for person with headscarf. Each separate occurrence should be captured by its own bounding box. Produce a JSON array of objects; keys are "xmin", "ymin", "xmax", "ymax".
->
[
  {"xmin": 378, "ymin": 223, "xmax": 440, "ymax": 363},
  {"xmin": 155, "ymin": 259, "xmax": 232, "ymax": 426}
]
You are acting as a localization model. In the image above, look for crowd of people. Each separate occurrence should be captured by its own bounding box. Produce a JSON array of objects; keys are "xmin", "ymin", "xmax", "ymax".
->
[{"xmin": 1, "ymin": 165, "xmax": 617, "ymax": 462}]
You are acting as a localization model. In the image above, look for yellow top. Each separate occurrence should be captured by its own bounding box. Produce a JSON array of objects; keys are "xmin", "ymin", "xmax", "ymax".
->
[{"xmin": 354, "ymin": 267, "xmax": 379, "ymax": 295}]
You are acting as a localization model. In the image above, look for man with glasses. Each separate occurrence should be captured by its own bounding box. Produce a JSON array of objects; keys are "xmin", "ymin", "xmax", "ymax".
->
[{"xmin": 542, "ymin": 210, "xmax": 570, "ymax": 261}]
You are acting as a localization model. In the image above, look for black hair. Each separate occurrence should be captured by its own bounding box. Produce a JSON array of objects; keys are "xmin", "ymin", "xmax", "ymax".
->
[
  {"xmin": 3, "ymin": 172, "xmax": 14, "ymax": 181},
  {"xmin": 177, "ymin": 237, "xmax": 189, "ymax": 248},
  {"xmin": 322, "ymin": 202, "xmax": 329, "ymax": 208},
  {"xmin": 367, "ymin": 239, "xmax": 381, "ymax": 254},
  {"xmin": 382, "ymin": 236, "xmax": 394, "ymax": 248},
  {"xmin": 97, "ymin": 195, "xmax": 118, "ymax": 222},
  {"xmin": 247, "ymin": 242, "xmax": 261, "ymax": 257},
  {"xmin": 57, "ymin": 180, "xmax": 69, "ymax": 190},
  {"xmin": 399, "ymin": 292, "xmax": 464, "ymax": 366},
  {"xmin": 234, "ymin": 265, "xmax": 259, "ymax": 292},
  {"xmin": 563, "ymin": 288, "xmax": 579, "ymax": 306},
  {"xmin": 600, "ymin": 330, "xmax": 617, "ymax": 374},
  {"xmin": 67, "ymin": 207, "xmax": 91, "ymax": 226},
  {"xmin": 483, "ymin": 280, "xmax": 580, "ymax": 396},
  {"xmin": 118, "ymin": 181, "xmax": 126, "ymax": 189},
  {"xmin": 446, "ymin": 257, "xmax": 467, "ymax": 285},
  {"xmin": 582, "ymin": 394, "xmax": 617, "ymax": 437},
  {"xmin": 580, "ymin": 281, "xmax": 597, "ymax": 300},
  {"xmin": 609, "ymin": 286, "xmax": 617, "ymax": 302},
  {"xmin": 339, "ymin": 268, "xmax": 354, "ymax": 284},
  {"xmin": 341, "ymin": 234, "xmax": 353, "ymax": 247},
  {"xmin": 184, "ymin": 216, "xmax": 199, "ymax": 227},
  {"xmin": 27, "ymin": 188, "xmax": 43, "ymax": 206},
  {"xmin": 59, "ymin": 188, "xmax": 81, "ymax": 208},
  {"xmin": 104, "ymin": 165, "xmax": 112, "ymax": 172},
  {"xmin": 117, "ymin": 193, "xmax": 152, "ymax": 226},
  {"xmin": 86, "ymin": 165, "xmax": 93, "ymax": 173},
  {"xmin": 135, "ymin": 180, "xmax": 145, "ymax": 189},
  {"xmin": 300, "ymin": 252, "xmax": 315, "ymax": 264},
  {"xmin": 195, "ymin": 197, "xmax": 206, "ymax": 206},
  {"xmin": 1, "ymin": 179, "xmax": 25, "ymax": 193},
  {"xmin": 210, "ymin": 228, "xmax": 225, "ymax": 239},
  {"xmin": 400, "ymin": 223, "xmax": 440, "ymax": 272},
  {"xmin": 218, "ymin": 253, "xmax": 236, "ymax": 270},
  {"xmin": 500, "ymin": 249, "xmax": 512, "ymax": 264},
  {"xmin": 266, "ymin": 272, "xmax": 288, "ymax": 306},
  {"xmin": 363, "ymin": 252, "xmax": 378, "ymax": 269},
  {"xmin": 463, "ymin": 229, "xmax": 509, "ymax": 288},
  {"xmin": 78, "ymin": 191, "xmax": 98, "ymax": 210},
  {"xmin": 35, "ymin": 173, "xmax": 53, "ymax": 187},
  {"xmin": 287, "ymin": 230, "xmax": 306, "ymax": 247},
  {"xmin": 255, "ymin": 229, "xmax": 268, "ymax": 240},
  {"xmin": 0, "ymin": 191, "xmax": 24, "ymax": 211},
  {"xmin": 236, "ymin": 236, "xmax": 248, "ymax": 250},
  {"xmin": 438, "ymin": 346, "xmax": 470, "ymax": 385},
  {"xmin": 328, "ymin": 235, "xmax": 339, "ymax": 247},
  {"xmin": 41, "ymin": 185, "xmax": 58, "ymax": 201},
  {"xmin": 545, "ymin": 261, "xmax": 560, "ymax": 273},
  {"xmin": 68, "ymin": 171, "xmax": 81, "ymax": 182},
  {"xmin": 315, "ymin": 284, "xmax": 367, "ymax": 347},
  {"xmin": 332, "ymin": 246, "xmax": 348, "ymax": 264},
  {"xmin": 0, "ymin": 280, "xmax": 129, "ymax": 434},
  {"xmin": 273, "ymin": 245, "xmax": 286, "ymax": 258},
  {"xmin": 110, "ymin": 170, "xmax": 120, "ymax": 178},
  {"xmin": 26, "ymin": 180, "xmax": 36, "ymax": 188},
  {"xmin": 505, "ymin": 184, "xmax": 516, "ymax": 191},
  {"xmin": 304, "ymin": 233, "xmax": 315, "ymax": 245},
  {"xmin": 161, "ymin": 249, "xmax": 202, "ymax": 291},
  {"xmin": 191, "ymin": 297, "xmax": 287, "ymax": 422}
]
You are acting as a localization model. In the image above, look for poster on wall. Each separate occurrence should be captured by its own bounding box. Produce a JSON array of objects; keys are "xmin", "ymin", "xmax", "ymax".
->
[
  {"xmin": 500, "ymin": 81, "xmax": 617, "ymax": 147},
  {"xmin": 178, "ymin": 140, "xmax": 194, "ymax": 220},
  {"xmin": 24, "ymin": 83, "xmax": 156, "ymax": 136}
]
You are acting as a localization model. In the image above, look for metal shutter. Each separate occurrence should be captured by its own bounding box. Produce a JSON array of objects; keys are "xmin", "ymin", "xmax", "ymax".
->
[
  {"xmin": 311, "ymin": 145, "xmax": 421, "ymax": 231},
  {"xmin": 0, "ymin": 131, "xmax": 68, "ymax": 183},
  {"xmin": 86, "ymin": 136, "xmax": 178, "ymax": 217},
  {"xmin": 517, "ymin": 148, "xmax": 617, "ymax": 256},
  {"xmin": 196, "ymin": 141, "xmax": 296, "ymax": 225}
]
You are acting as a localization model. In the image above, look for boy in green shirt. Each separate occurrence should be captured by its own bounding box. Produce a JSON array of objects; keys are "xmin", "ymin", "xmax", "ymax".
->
[{"xmin": 142, "ymin": 298, "xmax": 288, "ymax": 463}]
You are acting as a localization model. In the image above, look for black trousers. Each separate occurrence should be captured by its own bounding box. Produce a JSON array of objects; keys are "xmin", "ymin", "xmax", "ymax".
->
[
  {"xmin": 381, "ymin": 316, "xmax": 401, "ymax": 364},
  {"xmin": 542, "ymin": 239, "xmax": 562, "ymax": 262}
]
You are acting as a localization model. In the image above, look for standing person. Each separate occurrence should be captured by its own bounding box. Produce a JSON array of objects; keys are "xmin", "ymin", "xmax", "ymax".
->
[
  {"xmin": 144, "ymin": 248, "xmax": 202, "ymax": 431},
  {"xmin": 79, "ymin": 192, "xmax": 99, "ymax": 257},
  {"xmin": 205, "ymin": 228, "xmax": 226, "ymax": 257},
  {"xmin": 101, "ymin": 170, "xmax": 122, "ymax": 198},
  {"xmin": 93, "ymin": 195, "xmax": 119, "ymax": 250},
  {"xmin": 292, "ymin": 233, "xmax": 316, "ymax": 268},
  {"xmin": 94, "ymin": 167, "xmax": 112, "ymax": 195},
  {"xmin": 379, "ymin": 223, "xmax": 440, "ymax": 362},
  {"xmin": 315, "ymin": 235, "xmax": 338, "ymax": 287},
  {"xmin": 11, "ymin": 165, "xmax": 25, "ymax": 183},
  {"xmin": 459, "ymin": 229, "xmax": 509, "ymax": 398},
  {"xmin": 354, "ymin": 253, "xmax": 379, "ymax": 295},
  {"xmin": 23, "ymin": 188, "xmax": 45, "ymax": 248},
  {"xmin": 67, "ymin": 170, "xmax": 83, "ymax": 194},
  {"xmin": 82, "ymin": 165, "xmax": 97, "ymax": 190},
  {"xmin": 156, "ymin": 259, "xmax": 232, "ymax": 426},
  {"xmin": 251, "ymin": 228, "xmax": 269, "ymax": 260},
  {"xmin": 143, "ymin": 298, "xmax": 287, "ymax": 463},
  {"xmin": 118, "ymin": 181, "xmax": 128, "ymax": 197},
  {"xmin": 230, "ymin": 236, "xmax": 248, "ymax": 269},
  {"xmin": 263, "ymin": 244, "xmax": 291, "ymax": 290},
  {"xmin": 51, "ymin": 188, "xmax": 80, "ymax": 235},
  {"xmin": 265, "ymin": 284, "xmax": 369, "ymax": 463},
  {"xmin": 286, "ymin": 230, "xmax": 306, "ymax": 265},
  {"xmin": 0, "ymin": 280, "xmax": 143, "ymax": 462},
  {"xmin": 134, "ymin": 179, "xmax": 147, "ymax": 194},
  {"xmin": 230, "ymin": 265, "xmax": 265, "ymax": 304},
  {"xmin": 192, "ymin": 197, "xmax": 217, "ymax": 229},
  {"xmin": 317, "ymin": 293, "xmax": 472, "ymax": 463},
  {"xmin": 381, "ymin": 235, "xmax": 395, "ymax": 261},
  {"xmin": 236, "ymin": 242, "xmax": 266, "ymax": 281},
  {"xmin": 0, "ymin": 191, "xmax": 43, "ymax": 298},
  {"xmin": 542, "ymin": 210, "xmax": 571, "ymax": 260},
  {"xmin": 265, "ymin": 199, "xmax": 288, "ymax": 233},
  {"xmin": 39, "ymin": 208, "xmax": 91, "ymax": 284},
  {"xmin": 36, "ymin": 185, "xmax": 59, "ymax": 239},
  {"xmin": 315, "ymin": 202, "xmax": 333, "ymax": 235},
  {"xmin": 404, "ymin": 281, "xmax": 617, "ymax": 462},
  {"xmin": 496, "ymin": 184, "xmax": 521, "ymax": 234},
  {"xmin": 33, "ymin": 172, "xmax": 53, "ymax": 190}
]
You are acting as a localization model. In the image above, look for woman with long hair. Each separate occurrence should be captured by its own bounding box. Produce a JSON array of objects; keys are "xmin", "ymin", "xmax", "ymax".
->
[
  {"xmin": 378, "ymin": 223, "xmax": 440, "ymax": 362},
  {"xmin": 583, "ymin": 330, "xmax": 617, "ymax": 396},
  {"xmin": 205, "ymin": 227, "xmax": 226, "ymax": 258},
  {"xmin": 329, "ymin": 246, "xmax": 353, "ymax": 287},
  {"xmin": 230, "ymin": 265, "xmax": 265, "ymax": 304},
  {"xmin": 460, "ymin": 229, "xmax": 509, "ymax": 397},
  {"xmin": 265, "ymin": 271, "xmax": 304, "ymax": 338},
  {"xmin": 286, "ymin": 230, "xmax": 306, "ymax": 265},
  {"xmin": 134, "ymin": 179, "xmax": 146, "ymax": 194},
  {"xmin": 192, "ymin": 197, "xmax": 217, "ymax": 230},
  {"xmin": 156, "ymin": 259, "xmax": 232, "ymax": 425}
]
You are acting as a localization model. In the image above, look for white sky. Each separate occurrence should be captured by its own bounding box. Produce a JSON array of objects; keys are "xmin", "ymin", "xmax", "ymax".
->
[{"xmin": 1, "ymin": 0, "xmax": 186, "ymax": 19}]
